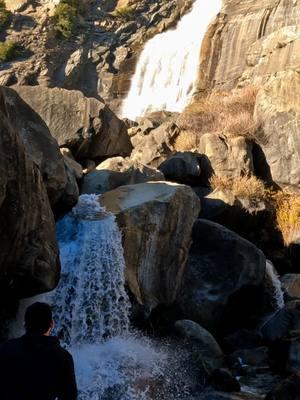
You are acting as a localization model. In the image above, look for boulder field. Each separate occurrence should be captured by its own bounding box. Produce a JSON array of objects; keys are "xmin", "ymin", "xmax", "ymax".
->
[{"xmin": 1, "ymin": 0, "xmax": 300, "ymax": 397}]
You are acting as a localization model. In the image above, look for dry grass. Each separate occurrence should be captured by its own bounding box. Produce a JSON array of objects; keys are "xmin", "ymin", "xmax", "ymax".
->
[
  {"xmin": 174, "ymin": 130, "xmax": 198, "ymax": 151},
  {"xmin": 272, "ymin": 192, "xmax": 300, "ymax": 246},
  {"xmin": 178, "ymin": 86, "xmax": 259, "ymax": 140},
  {"xmin": 210, "ymin": 174, "xmax": 266, "ymax": 203},
  {"xmin": 210, "ymin": 174, "xmax": 300, "ymax": 245}
]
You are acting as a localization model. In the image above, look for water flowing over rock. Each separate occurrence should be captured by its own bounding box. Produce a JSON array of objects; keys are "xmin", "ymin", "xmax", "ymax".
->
[
  {"xmin": 265, "ymin": 261, "xmax": 285, "ymax": 311},
  {"xmin": 52, "ymin": 194, "xmax": 130, "ymax": 345},
  {"xmin": 100, "ymin": 182, "xmax": 201, "ymax": 311},
  {"xmin": 121, "ymin": 0, "xmax": 222, "ymax": 120},
  {"xmin": 11, "ymin": 194, "xmax": 207, "ymax": 399},
  {"xmin": 177, "ymin": 219, "xmax": 267, "ymax": 334}
]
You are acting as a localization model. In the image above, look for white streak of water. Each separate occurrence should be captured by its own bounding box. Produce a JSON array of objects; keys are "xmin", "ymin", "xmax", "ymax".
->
[
  {"xmin": 265, "ymin": 260, "xmax": 284, "ymax": 311},
  {"xmin": 10, "ymin": 195, "xmax": 197, "ymax": 399},
  {"xmin": 121, "ymin": 0, "xmax": 222, "ymax": 120}
]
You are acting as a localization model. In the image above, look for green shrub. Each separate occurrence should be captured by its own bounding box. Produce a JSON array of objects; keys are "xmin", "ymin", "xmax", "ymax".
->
[
  {"xmin": 53, "ymin": 0, "xmax": 85, "ymax": 39},
  {"xmin": 0, "ymin": 40, "xmax": 18, "ymax": 63},
  {"xmin": 54, "ymin": 3, "xmax": 78, "ymax": 38},
  {"xmin": 112, "ymin": 6, "xmax": 135, "ymax": 20},
  {"xmin": 0, "ymin": 0, "xmax": 10, "ymax": 31}
]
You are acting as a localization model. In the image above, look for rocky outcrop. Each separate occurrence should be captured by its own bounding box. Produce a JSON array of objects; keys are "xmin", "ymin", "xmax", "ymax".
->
[
  {"xmin": 196, "ymin": 0, "xmax": 300, "ymax": 93},
  {"xmin": 254, "ymin": 70, "xmax": 300, "ymax": 191},
  {"xmin": 82, "ymin": 156, "xmax": 164, "ymax": 195},
  {"xmin": 14, "ymin": 85, "xmax": 132, "ymax": 159},
  {"xmin": 175, "ymin": 319, "xmax": 224, "ymax": 371},
  {"xmin": 265, "ymin": 375, "xmax": 300, "ymax": 400},
  {"xmin": 131, "ymin": 120, "xmax": 180, "ymax": 168},
  {"xmin": 177, "ymin": 219, "xmax": 266, "ymax": 334},
  {"xmin": 262, "ymin": 301, "xmax": 300, "ymax": 342},
  {"xmin": 198, "ymin": 134, "xmax": 254, "ymax": 179},
  {"xmin": 281, "ymin": 274, "xmax": 300, "ymax": 301},
  {"xmin": 0, "ymin": 86, "xmax": 67, "ymax": 206},
  {"xmin": 158, "ymin": 152, "xmax": 202, "ymax": 185},
  {"xmin": 100, "ymin": 182, "xmax": 200, "ymax": 311},
  {"xmin": 0, "ymin": 91, "xmax": 60, "ymax": 298}
]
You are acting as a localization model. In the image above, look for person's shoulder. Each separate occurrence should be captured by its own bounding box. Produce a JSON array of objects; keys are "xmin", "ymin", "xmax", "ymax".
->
[{"xmin": 51, "ymin": 338, "xmax": 74, "ymax": 362}]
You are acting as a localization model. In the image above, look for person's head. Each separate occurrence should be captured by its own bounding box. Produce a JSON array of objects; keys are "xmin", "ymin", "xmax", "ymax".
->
[{"xmin": 24, "ymin": 302, "xmax": 54, "ymax": 335}]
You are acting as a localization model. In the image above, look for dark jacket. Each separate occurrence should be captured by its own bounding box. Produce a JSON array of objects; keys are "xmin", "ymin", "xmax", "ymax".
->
[{"xmin": 0, "ymin": 333, "xmax": 77, "ymax": 400}]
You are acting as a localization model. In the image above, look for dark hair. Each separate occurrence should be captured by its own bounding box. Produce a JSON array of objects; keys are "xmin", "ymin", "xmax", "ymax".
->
[{"xmin": 24, "ymin": 302, "xmax": 53, "ymax": 334}]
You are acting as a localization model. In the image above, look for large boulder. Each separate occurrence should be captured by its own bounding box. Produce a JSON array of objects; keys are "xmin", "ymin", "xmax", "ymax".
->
[
  {"xmin": 0, "ymin": 94, "xmax": 60, "ymax": 298},
  {"xmin": 100, "ymin": 182, "xmax": 200, "ymax": 310},
  {"xmin": 177, "ymin": 219, "xmax": 266, "ymax": 334},
  {"xmin": 158, "ymin": 152, "xmax": 202, "ymax": 185},
  {"xmin": 198, "ymin": 134, "xmax": 254, "ymax": 180},
  {"xmin": 265, "ymin": 375, "xmax": 300, "ymax": 400},
  {"xmin": 262, "ymin": 301, "xmax": 300, "ymax": 342},
  {"xmin": 131, "ymin": 121, "xmax": 180, "ymax": 168},
  {"xmin": 254, "ymin": 70, "xmax": 300, "ymax": 191},
  {"xmin": 281, "ymin": 274, "xmax": 300, "ymax": 301},
  {"xmin": 0, "ymin": 86, "xmax": 67, "ymax": 206},
  {"xmin": 14, "ymin": 86, "xmax": 133, "ymax": 160},
  {"xmin": 82, "ymin": 156, "xmax": 164, "ymax": 195},
  {"xmin": 174, "ymin": 319, "xmax": 224, "ymax": 371}
]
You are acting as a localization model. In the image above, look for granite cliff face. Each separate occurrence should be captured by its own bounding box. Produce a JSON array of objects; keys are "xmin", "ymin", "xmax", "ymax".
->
[{"xmin": 197, "ymin": 0, "xmax": 300, "ymax": 93}]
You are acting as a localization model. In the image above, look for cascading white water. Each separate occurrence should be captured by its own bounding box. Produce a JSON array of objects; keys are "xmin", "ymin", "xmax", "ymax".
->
[
  {"xmin": 265, "ymin": 260, "xmax": 284, "ymax": 310},
  {"xmin": 51, "ymin": 195, "xmax": 166, "ymax": 399},
  {"xmin": 121, "ymin": 0, "xmax": 222, "ymax": 120},
  {"xmin": 10, "ymin": 195, "xmax": 199, "ymax": 400},
  {"xmin": 52, "ymin": 194, "xmax": 130, "ymax": 345}
]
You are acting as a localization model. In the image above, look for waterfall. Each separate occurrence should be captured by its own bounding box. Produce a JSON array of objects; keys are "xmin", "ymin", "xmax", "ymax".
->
[
  {"xmin": 52, "ymin": 194, "xmax": 130, "ymax": 345},
  {"xmin": 10, "ymin": 194, "xmax": 200, "ymax": 399},
  {"xmin": 121, "ymin": 0, "xmax": 222, "ymax": 120},
  {"xmin": 265, "ymin": 260, "xmax": 284, "ymax": 311}
]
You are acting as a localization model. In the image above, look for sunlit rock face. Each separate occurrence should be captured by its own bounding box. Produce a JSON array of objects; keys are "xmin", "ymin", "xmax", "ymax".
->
[
  {"xmin": 196, "ymin": 0, "xmax": 300, "ymax": 93},
  {"xmin": 254, "ymin": 70, "xmax": 300, "ymax": 191},
  {"xmin": 100, "ymin": 182, "xmax": 200, "ymax": 311}
]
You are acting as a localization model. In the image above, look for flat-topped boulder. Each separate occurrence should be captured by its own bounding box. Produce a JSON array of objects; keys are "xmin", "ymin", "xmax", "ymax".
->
[{"xmin": 100, "ymin": 181, "xmax": 200, "ymax": 310}]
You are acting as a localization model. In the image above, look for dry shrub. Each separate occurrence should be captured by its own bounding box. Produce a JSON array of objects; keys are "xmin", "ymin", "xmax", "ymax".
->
[
  {"xmin": 209, "ymin": 174, "xmax": 267, "ymax": 213},
  {"xmin": 209, "ymin": 174, "xmax": 232, "ymax": 192},
  {"xmin": 178, "ymin": 86, "xmax": 259, "ymax": 140},
  {"xmin": 232, "ymin": 175, "xmax": 266, "ymax": 202},
  {"xmin": 273, "ymin": 192, "xmax": 300, "ymax": 246},
  {"xmin": 210, "ymin": 174, "xmax": 266, "ymax": 201},
  {"xmin": 223, "ymin": 111, "xmax": 258, "ymax": 139},
  {"xmin": 174, "ymin": 130, "xmax": 197, "ymax": 151},
  {"xmin": 223, "ymin": 86, "xmax": 258, "ymax": 115},
  {"xmin": 210, "ymin": 173, "xmax": 300, "ymax": 245}
]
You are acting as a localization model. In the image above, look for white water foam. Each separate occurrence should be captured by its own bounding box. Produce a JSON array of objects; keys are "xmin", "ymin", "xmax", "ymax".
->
[
  {"xmin": 121, "ymin": 0, "xmax": 222, "ymax": 120},
  {"xmin": 265, "ymin": 260, "xmax": 284, "ymax": 311},
  {"xmin": 10, "ymin": 195, "xmax": 199, "ymax": 400}
]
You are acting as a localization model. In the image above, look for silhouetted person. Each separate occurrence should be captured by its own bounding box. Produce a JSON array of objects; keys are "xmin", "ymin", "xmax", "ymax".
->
[{"xmin": 0, "ymin": 302, "xmax": 77, "ymax": 400}]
